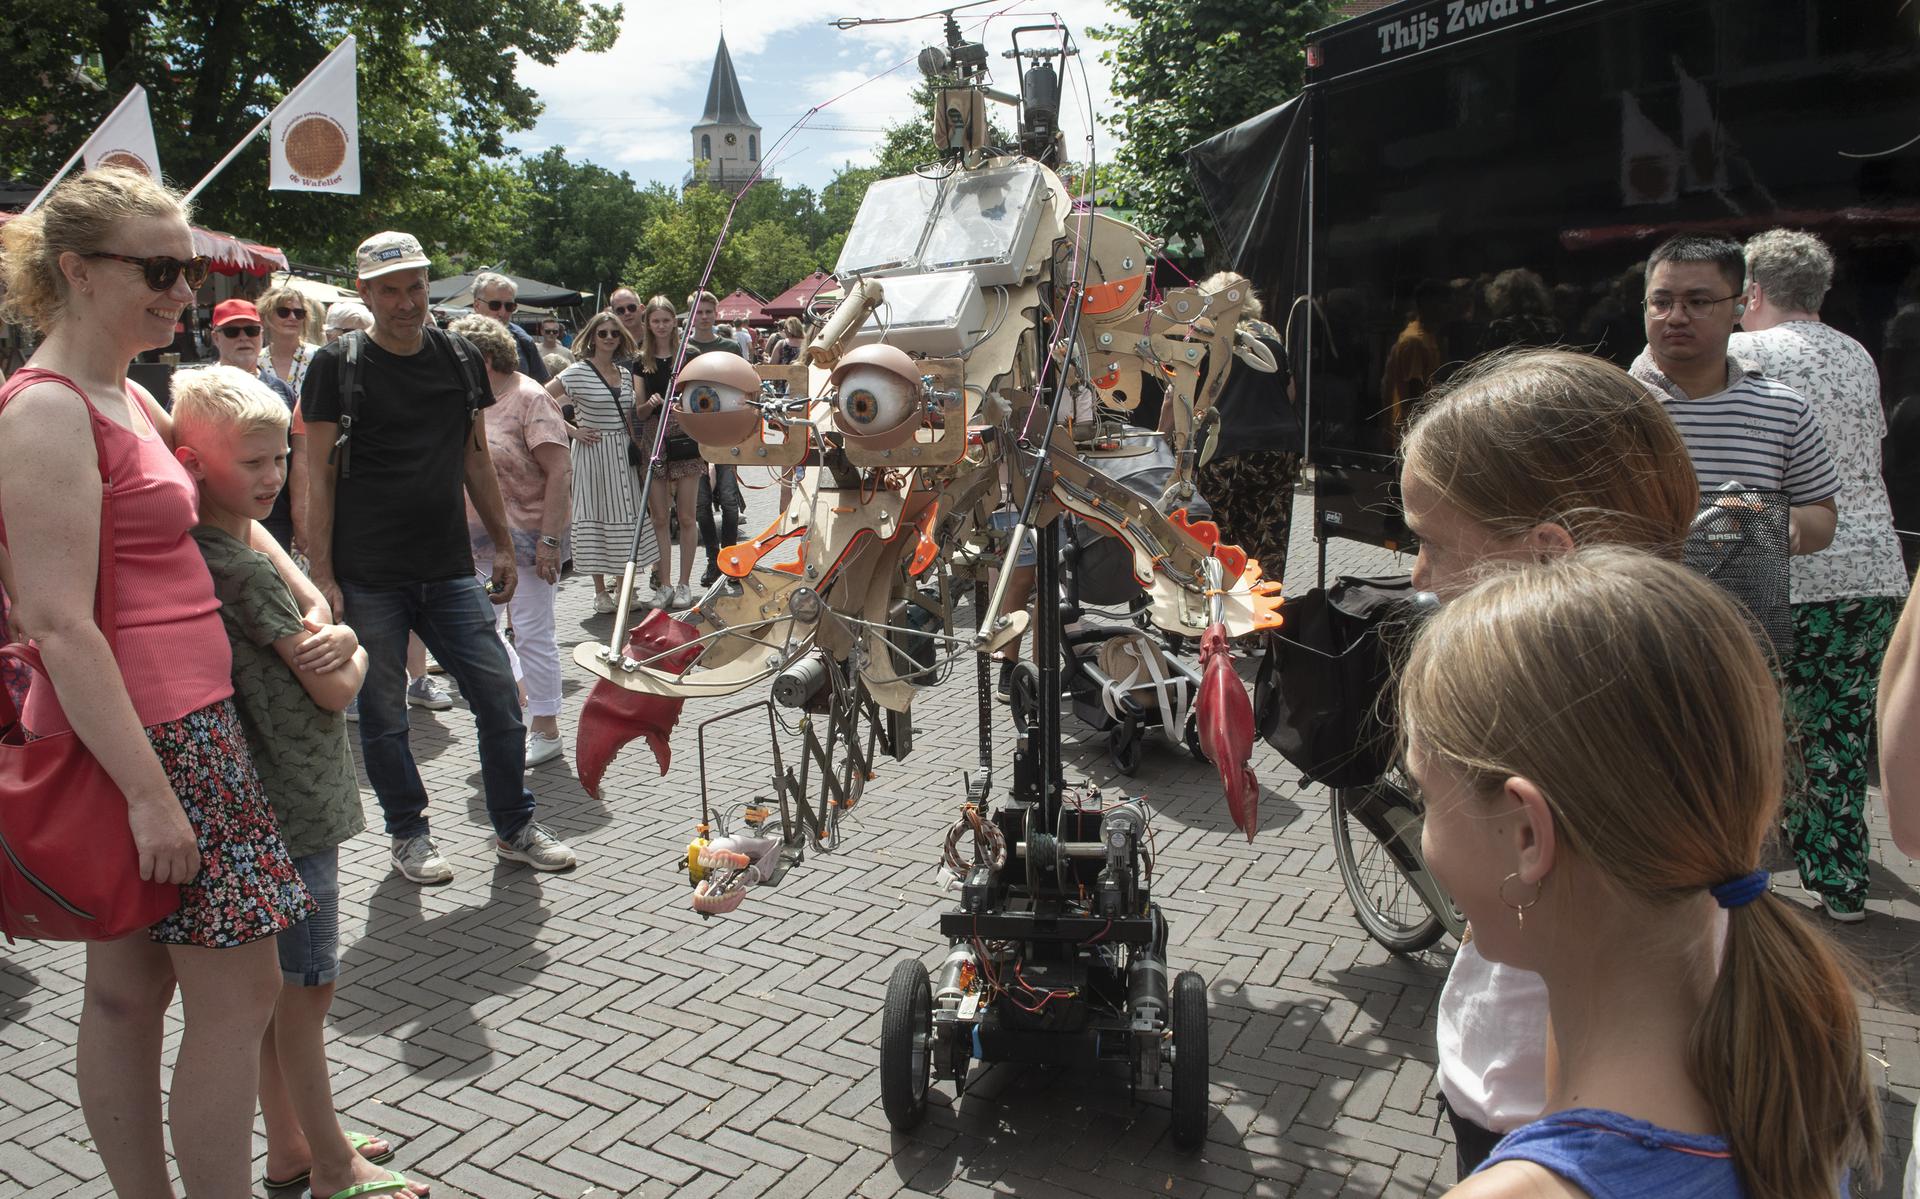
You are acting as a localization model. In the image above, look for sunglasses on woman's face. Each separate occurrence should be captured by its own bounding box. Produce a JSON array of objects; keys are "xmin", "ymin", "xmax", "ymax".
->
[
  {"xmin": 85, "ymin": 252, "xmax": 213, "ymax": 292},
  {"xmin": 594, "ymin": 328, "xmax": 621, "ymax": 340},
  {"xmin": 217, "ymin": 324, "xmax": 262, "ymax": 338},
  {"xmin": 480, "ymin": 298, "xmax": 519, "ymax": 313},
  {"xmin": 273, "ymin": 305, "xmax": 307, "ymax": 320}
]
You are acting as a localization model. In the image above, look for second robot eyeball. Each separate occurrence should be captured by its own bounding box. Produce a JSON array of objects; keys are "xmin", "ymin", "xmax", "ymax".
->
[{"xmin": 830, "ymin": 344, "xmax": 923, "ymax": 452}]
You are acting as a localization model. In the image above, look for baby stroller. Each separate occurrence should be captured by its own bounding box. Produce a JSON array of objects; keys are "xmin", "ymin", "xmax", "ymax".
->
[{"xmin": 1007, "ymin": 426, "xmax": 1210, "ymax": 774}]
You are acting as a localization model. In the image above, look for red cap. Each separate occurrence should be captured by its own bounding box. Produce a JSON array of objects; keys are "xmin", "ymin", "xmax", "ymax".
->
[{"xmin": 211, "ymin": 299, "xmax": 261, "ymax": 328}]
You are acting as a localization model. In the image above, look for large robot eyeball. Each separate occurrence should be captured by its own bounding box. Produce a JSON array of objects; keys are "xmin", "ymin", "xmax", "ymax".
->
[
  {"xmin": 829, "ymin": 344, "xmax": 922, "ymax": 451},
  {"xmin": 673, "ymin": 351, "xmax": 764, "ymax": 445}
]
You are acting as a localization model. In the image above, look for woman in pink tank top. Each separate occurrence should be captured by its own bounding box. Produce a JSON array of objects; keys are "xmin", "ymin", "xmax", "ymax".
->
[{"xmin": 0, "ymin": 168, "xmax": 313, "ymax": 1197}]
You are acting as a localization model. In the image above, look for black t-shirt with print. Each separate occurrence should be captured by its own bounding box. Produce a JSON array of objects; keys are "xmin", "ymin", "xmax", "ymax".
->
[{"xmin": 300, "ymin": 330, "xmax": 494, "ymax": 586}]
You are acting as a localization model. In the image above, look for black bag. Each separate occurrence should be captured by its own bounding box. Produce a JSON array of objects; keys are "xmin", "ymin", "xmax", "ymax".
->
[{"xmin": 1253, "ymin": 573, "xmax": 1429, "ymax": 788}]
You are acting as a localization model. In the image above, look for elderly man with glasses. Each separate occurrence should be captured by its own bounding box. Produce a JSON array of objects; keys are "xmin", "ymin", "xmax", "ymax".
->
[
  {"xmin": 210, "ymin": 297, "xmax": 302, "ymax": 551},
  {"xmin": 471, "ymin": 271, "xmax": 550, "ymax": 384}
]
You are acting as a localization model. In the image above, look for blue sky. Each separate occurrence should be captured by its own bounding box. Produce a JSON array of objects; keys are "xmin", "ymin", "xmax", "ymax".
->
[{"xmin": 507, "ymin": 1, "xmax": 1127, "ymax": 195}]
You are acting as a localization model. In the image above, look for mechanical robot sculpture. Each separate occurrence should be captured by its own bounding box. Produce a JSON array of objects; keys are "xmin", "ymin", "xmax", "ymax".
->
[{"xmin": 569, "ymin": 8, "xmax": 1283, "ymax": 1148}]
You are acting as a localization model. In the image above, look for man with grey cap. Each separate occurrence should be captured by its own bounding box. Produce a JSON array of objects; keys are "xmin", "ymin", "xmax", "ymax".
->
[{"xmin": 301, "ymin": 230, "xmax": 577, "ymax": 884}]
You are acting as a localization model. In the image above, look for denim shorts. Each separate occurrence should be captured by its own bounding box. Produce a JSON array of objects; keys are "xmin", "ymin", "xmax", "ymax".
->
[
  {"xmin": 990, "ymin": 509, "xmax": 1038, "ymax": 569},
  {"xmin": 276, "ymin": 849, "xmax": 341, "ymax": 987}
]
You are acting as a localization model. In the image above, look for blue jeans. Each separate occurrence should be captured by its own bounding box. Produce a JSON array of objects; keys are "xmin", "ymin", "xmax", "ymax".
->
[{"xmin": 340, "ymin": 576, "xmax": 536, "ymax": 842}]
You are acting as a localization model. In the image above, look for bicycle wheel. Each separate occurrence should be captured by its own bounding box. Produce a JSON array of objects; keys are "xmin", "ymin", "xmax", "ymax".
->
[{"xmin": 1330, "ymin": 781, "xmax": 1445, "ymax": 954}]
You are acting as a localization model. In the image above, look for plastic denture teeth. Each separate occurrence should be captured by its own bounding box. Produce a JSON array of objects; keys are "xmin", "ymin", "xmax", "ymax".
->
[{"xmin": 689, "ymin": 834, "xmax": 782, "ymax": 916}]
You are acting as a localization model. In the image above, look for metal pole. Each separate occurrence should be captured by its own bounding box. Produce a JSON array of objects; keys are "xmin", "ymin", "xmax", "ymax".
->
[
  {"xmin": 180, "ymin": 113, "xmax": 272, "ymax": 204},
  {"xmin": 21, "ymin": 144, "xmax": 89, "ymax": 215}
]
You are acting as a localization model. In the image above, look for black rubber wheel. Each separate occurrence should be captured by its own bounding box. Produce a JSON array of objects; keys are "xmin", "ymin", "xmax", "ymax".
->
[
  {"xmin": 1330, "ymin": 784, "xmax": 1445, "ymax": 954},
  {"xmin": 1169, "ymin": 970, "xmax": 1209, "ymax": 1150},
  {"xmin": 880, "ymin": 958, "xmax": 933, "ymax": 1131},
  {"xmin": 1107, "ymin": 717, "xmax": 1143, "ymax": 774}
]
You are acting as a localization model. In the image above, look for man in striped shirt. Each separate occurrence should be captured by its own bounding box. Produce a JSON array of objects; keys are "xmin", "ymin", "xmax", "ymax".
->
[{"xmin": 1629, "ymin": 234, "xmax": 1838, "ymax": 555}]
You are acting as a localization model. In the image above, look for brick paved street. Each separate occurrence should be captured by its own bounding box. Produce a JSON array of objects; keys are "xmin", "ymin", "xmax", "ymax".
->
[{"xmin": 4, "ymin": 480, "xmax": 1918, "ymax": 1197}]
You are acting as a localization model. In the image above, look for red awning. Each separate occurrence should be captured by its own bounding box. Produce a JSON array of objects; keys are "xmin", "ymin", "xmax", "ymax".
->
[
  {"xmin": 762, "ymin": 271, "xmax": 841, "ymax": 320},
  {"xmin": 715, "ymin": 288, "xmax": 769, "ymax": 325},
  {"xmin": 0, "ymin": 212, "xmax": 287, "ymax": 277},
  {"xmin": 194, "ymin": 228, "xmax": 289, "ymax": 276}
]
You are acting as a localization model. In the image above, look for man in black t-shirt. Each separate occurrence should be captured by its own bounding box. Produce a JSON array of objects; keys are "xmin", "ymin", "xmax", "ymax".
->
[
  {"xmin": 683, "ymin": 289, "xmax": 747, "ymax": 586},
  {"xmin": 302, "ymin": 231, "xmax": 577, "ymax": 884}
]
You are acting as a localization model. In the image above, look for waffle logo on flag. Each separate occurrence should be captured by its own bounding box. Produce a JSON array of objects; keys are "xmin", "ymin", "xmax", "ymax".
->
[
  {"xmin": 82, "ymin": 87, "xmax": 162, "ymax": 179},
  {"xmin": 271, "ymin": 36, "xmax": 360, "ymax": 193}
]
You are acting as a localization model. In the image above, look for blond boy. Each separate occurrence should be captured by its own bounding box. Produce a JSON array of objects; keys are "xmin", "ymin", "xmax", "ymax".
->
[{"xmin": 172, "ymin": 366, "xmax": 426, "ymax": 1198}]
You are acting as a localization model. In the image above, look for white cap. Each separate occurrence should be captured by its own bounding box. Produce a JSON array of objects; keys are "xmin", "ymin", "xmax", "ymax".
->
[{"xmin": 354, "ymin": 230, "xmax": 430, "ymax": 280}]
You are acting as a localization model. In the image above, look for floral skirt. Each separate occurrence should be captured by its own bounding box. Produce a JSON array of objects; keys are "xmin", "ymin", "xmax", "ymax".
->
[{"xmin": 145, "ymin": 701, "xmax": 314, "ymax": 947}]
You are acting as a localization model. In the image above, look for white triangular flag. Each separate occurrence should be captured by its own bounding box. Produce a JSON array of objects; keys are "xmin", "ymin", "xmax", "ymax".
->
[
  {"xmin": 82, "ymin": 86, "xmax": 162, "ymax": 180},
  {"xmin": 270, "ymin": 36, "xmax": 360, "ymax": 193}
]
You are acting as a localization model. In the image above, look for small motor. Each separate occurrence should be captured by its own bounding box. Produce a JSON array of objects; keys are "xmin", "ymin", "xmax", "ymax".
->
[{"xmin": 1126, "ymin": 946, "xmax": 1170, "ymax": 1090}]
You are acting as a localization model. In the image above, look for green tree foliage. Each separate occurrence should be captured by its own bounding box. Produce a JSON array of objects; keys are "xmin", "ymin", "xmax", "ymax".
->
[
  {"xmin": 503, "ymin": 148, "xmax": 666, "ymax": 297},
  {"xmin": 0, "ymin": 0, "xmax": 621, "ymax": 268},
  {"xmin": 1096, "ymin": 0, "xmax": 1331, "ymax": 257},
  {"xmin": 732, "ymin": 222, "xmax": 818, "ymax": 301},
  {"xmin": 623, "ymin": 184, "xmax": 739, "ymax": 306}
]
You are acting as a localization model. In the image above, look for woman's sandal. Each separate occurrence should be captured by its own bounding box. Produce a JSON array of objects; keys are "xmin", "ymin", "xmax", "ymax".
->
[
  {"xmin": 319, "ymin": 1171, "xmax": 425, "ymax": 1199},
  {"xmin": 263, "ymin": 1131, "xmax": 396, "ymax": 1190}
]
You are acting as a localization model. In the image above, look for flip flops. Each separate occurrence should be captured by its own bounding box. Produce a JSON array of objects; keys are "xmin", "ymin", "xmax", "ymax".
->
[
  {"xmin": 263, "ymin": 1131, "xmax": 396, "ymax": 1190},
  {"xmin": 318, "ymin": 1171, "xmax": 422, "ymax": 1199}
]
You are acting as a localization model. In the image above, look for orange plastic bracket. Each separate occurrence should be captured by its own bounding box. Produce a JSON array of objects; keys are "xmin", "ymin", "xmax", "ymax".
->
[{"xmin": 1083, "ymin": 275, "xmax": 1144, "ymax": 316}]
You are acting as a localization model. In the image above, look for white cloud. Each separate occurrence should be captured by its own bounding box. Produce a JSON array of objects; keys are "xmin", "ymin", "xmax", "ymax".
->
[{"xmin": 508, "ymin": 0, "xmax": 1130, "ymax": 191}]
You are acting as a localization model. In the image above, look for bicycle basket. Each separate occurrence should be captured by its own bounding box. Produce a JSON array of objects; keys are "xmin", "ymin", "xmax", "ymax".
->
[
  {"xmin": 1254, "ymin": 573, "xmax": 1428, "ymax": 788},
  {"xmin": 1682, "ymin": 483, "xmax": 1793, "ymax": 657}
]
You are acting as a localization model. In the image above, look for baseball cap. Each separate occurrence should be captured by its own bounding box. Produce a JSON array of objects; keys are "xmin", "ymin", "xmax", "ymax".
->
[
  {"xmin": 211, "ymin": 299, "xmax": 261, "ymax": 328},
  {"xmin": 355, "ymin": 230, "xmax": 431, "ymax": 281}
]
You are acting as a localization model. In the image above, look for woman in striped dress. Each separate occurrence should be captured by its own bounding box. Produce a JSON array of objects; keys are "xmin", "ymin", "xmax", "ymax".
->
[{"xmin": 553, "ymin": 310, "xmax": 655, "ymax": 612}]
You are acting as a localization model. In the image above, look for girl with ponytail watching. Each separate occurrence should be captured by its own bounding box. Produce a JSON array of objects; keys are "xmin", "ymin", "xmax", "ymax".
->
[{"xmin": 1401, "ymin": 547, "xmax": 1881, "ymax": 1198}]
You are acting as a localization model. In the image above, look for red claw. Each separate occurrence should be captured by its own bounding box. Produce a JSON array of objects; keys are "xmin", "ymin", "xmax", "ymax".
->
[
  {"xmin": 575, "ymin": 609, "xmax": 703, "ymax": 800},
  {"xmin": 1195, "ymin": 623, "xmax": 1260, "ymax": 841}
]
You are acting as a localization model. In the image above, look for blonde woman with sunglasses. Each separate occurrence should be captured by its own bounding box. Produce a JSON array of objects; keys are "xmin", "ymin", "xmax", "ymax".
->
[{"xmin": 0, "ymin": 167, "xmax": 319, "ymax": 1197}]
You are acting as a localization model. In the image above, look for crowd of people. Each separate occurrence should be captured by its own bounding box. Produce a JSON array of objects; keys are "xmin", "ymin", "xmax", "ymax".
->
[{"xmin": 0, "ymin": 162, "xmax": 1916, "ymax": 1199}]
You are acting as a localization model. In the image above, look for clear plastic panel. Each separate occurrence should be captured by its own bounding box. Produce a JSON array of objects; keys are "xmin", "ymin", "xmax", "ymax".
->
[
  {"xmin": 835, "ymin": 174, "xmax": 943, "ymax": 278},
  {"xmin": 918, "ymin": 162, "xmax": 1046, "ymax": 276}
]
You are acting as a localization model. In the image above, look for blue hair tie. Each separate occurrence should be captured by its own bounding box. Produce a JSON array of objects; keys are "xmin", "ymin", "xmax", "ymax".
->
[{"xmin": 1710, "ymin": 869, "xmax": 1769, "ymax": 909}]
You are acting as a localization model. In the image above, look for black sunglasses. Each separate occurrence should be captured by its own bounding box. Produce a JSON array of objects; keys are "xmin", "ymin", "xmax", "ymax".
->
[
  {"xmin": 86, "ymin": 252, "xmax": 212, "ymax": 292},
  {"xmin": 612, "ymin": 303, "xmax": 638, "ymax": 315},
  {"xmin": 594, "ymin": 327, "xmax": 622, "ymax": 340},
  {"xmin": 217, "ymin": 324, "xmax": 262, "ymax": 338},
  {"xmin": 480, "ymin": 298, "xmax": 519, "ymax": 312},
  {"xmin": 273, "ymin": 305, "xmax": 307, "ymax": 320}
]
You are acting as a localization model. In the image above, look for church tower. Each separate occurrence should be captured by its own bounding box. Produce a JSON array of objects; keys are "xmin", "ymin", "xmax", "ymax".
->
[{"xmin": 688, "ymin": 34, "xmax": 770, "ymax": 196}]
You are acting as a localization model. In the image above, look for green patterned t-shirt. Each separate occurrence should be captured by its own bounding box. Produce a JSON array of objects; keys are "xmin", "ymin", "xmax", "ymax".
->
[{"xmin": 191, "ymin": 526, "xmax": 364, "ymax": 858}]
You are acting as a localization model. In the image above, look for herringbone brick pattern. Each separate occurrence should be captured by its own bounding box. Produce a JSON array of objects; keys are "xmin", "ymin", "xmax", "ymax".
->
[{"xmin": 3, "ymin": 483, "xmax": 1916, "ymax": 1197}]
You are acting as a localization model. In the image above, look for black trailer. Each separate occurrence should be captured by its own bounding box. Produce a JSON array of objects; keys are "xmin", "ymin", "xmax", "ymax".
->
[{"xmin": 1191, "ymin": 0, "xmax": 1920, "ymax": 563}]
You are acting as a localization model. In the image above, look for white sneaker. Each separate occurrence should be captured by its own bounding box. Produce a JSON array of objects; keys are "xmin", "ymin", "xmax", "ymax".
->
[
  {"xmin": 497, "ymin": 821, "xmax": 577, "ymax": 872},
  {"xmin": 673, "ymin": 582, "xmax": 692, "ymax": 609},
  {"xmin": 392, "ymin": 834, "xmax": 454, "ymax": 884},
  {"xmin": 407, "ymin": 676, "xmax": 453, "ymax": 710},
  {"xmin": 525, "ymin": 732, "xmax": 564, "ymax": 768},
  {"xmin": 594, "ymin": 591, "xmax": 616, "ymax": 614},
  {"xmin": 343, "ymin": 696, "xmax": 360, "ymax": 723}
]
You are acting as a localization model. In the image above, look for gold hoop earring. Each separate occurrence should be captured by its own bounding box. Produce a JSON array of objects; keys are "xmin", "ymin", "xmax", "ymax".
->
[{"xmin": 1499, "ymin": 872, "xmax": 1543, "ymax": 930}]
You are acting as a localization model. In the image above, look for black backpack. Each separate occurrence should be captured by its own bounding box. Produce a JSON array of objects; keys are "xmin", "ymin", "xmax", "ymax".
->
[{"xmin": 329, "ymin": 326, "xmax": 489, "ymax": 479}]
